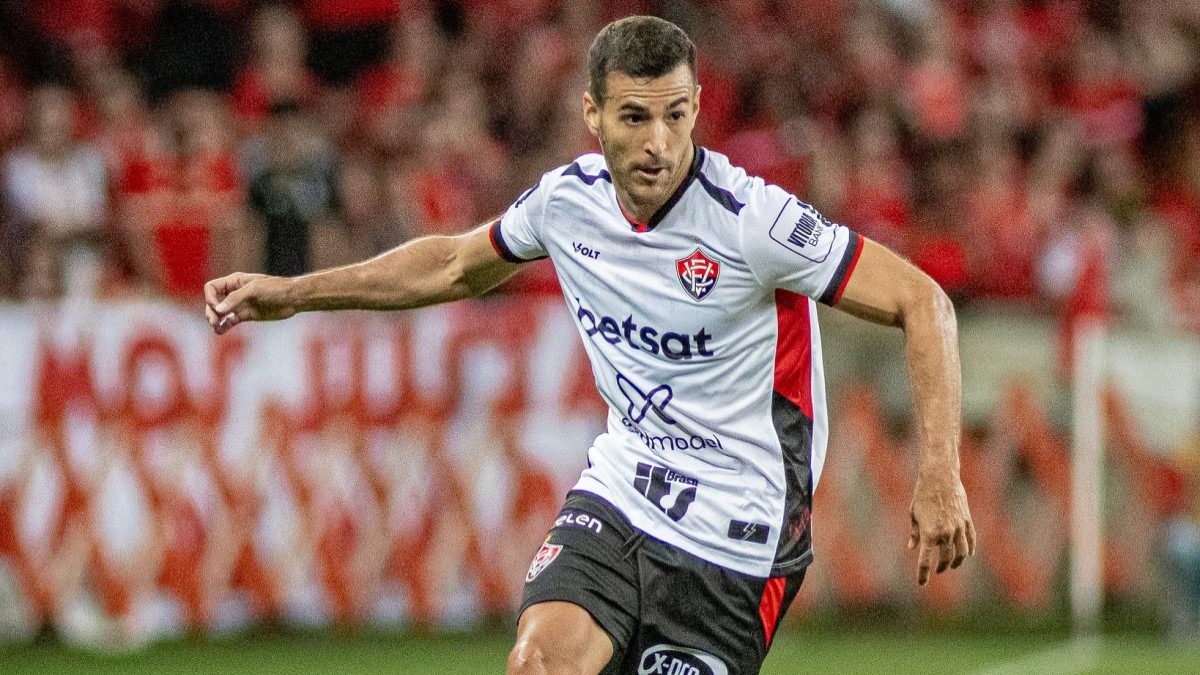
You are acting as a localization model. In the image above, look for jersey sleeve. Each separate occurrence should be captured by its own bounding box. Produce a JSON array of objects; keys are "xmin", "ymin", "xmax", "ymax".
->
[
  {"xmin": 489, "ymin": 174, "xmax": 551, "ymax": 263},
  {"xmin": 740, "ymin": 183, "xmax": 864, "ymax": 305}
]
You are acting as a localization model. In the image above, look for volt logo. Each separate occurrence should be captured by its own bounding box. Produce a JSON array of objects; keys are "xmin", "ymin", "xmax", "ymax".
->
[
  {"xmin": 617, "ymin": 373, "xmax": 676, "ymax": 424},
  {"xmin": 634, "ymin": 463, "xmax": 697, "ymax": 522},
  {"xmin": 638, "ymin": 645, "xmax": 727, "ymax": 675}
]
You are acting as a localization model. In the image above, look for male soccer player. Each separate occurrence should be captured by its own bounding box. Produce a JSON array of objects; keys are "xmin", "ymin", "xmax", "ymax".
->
[{"xmin": 205, "ymin": 16, "xmax": 975, "ymax": 675}]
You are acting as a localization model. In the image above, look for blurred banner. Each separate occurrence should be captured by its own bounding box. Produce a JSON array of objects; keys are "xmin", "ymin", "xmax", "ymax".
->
[{"xmin": 0, "ymin": 300, "xmax": 1194, "ymax": 647}]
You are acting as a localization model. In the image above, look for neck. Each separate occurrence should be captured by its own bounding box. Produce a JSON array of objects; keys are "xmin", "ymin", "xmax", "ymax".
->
[{"xmin": 616, "ymin": 144, "xmax": 695, "ymax": 225}]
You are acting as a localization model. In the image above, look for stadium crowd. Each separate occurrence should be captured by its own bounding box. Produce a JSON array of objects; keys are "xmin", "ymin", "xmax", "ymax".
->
[{"xmin": 1, "ymin": 0, "xmax": 1200, "ymax": 337}]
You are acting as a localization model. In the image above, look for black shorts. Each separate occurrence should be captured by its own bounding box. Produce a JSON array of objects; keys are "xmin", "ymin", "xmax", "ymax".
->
[{"xmin": 520, "ymin": 491, "xmax": 806, "ymax": 675}]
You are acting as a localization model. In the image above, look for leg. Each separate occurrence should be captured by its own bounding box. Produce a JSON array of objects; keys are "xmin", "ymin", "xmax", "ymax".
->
[{"xmin": 508, "ymin": 601, "xmax": 614, "ymax": 675}]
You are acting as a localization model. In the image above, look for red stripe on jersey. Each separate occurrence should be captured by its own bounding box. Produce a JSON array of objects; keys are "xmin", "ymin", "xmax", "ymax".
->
[
  {"xmin": 774, "ymin": 290, "xmax": 813, "ymax": 418},
  {"xmin": 830, "ymin": 235, "xmax": 865, "ymax": 306},
  {"xmin": 617, "ymin": 201, "xmax": 650, "ymax": 231},
  {"xmin": 759, "ymin": 576, "xmax": 787, "ymax": 646}
]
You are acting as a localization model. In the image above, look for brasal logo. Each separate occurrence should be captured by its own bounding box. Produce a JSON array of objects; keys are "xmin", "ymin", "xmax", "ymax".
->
[
  {"xmin": 676, "ymin": 249, "xmax": 720, "ymax": 302},
  {"xmin": 638, "ymin": 645, "xmax": 728, "ymax": 675},
  {"xmin": 633, "ymin": 463, "xmax": 697, "ymax": 522}
]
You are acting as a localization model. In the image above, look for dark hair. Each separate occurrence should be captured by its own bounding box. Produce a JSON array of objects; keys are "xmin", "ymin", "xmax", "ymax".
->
[{"xmin": 588, "ymin": 16, "xmax": 696, "ymax": 104}]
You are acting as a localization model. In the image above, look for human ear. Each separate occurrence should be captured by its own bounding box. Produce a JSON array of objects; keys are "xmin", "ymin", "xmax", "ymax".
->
[{"xmin": 583, "ymin": 92, "xmax": 601, "ymax": 138}]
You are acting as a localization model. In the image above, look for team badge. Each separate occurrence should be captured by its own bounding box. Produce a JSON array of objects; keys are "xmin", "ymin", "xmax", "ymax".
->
[
  {"xmin": 676, "ymin": 249, "xmax": 720, "ymax": 302},
  {"xmin": 525, "ymin": 539, "xmax": 562, "ymax": 582}
]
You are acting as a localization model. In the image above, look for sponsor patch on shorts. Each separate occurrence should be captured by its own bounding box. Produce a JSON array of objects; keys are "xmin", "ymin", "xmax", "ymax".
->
[
  {"xmin": 727, "ymin": 520, "xmax": 770, "ymax": 544},
  {"xmin": 525, "ymin": 540, "xmax": 563, "ymax": 583},
  {"xmin": 638, "ymin": 644, "xmax": 728, "ymax": 675}
]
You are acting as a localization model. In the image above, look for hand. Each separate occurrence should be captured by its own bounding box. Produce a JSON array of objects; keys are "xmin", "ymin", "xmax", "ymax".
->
[
  {"xmin": 908, "ymin": 471, "xmax": 976, "ymax": 586},
  {"xmin": 204, "ymin": 273, "xmax": 296, "ymax": 335}
]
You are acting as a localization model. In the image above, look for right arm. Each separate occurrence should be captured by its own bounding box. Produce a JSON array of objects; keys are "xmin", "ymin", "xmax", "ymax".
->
[{"xmin": 205, "ymin": 221, "xmax": 524, "ymax": 335}]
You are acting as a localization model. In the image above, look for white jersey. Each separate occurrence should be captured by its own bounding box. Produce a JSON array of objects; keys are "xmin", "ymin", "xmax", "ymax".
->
[{"xmin": 492, "ymin": 148, "xmax": 863, "ymax": 578}]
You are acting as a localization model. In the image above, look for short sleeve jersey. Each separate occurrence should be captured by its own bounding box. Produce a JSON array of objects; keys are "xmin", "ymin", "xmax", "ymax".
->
[{"xmin": 492, "ymin": 148, "xmax": 863, "ymax": 578}]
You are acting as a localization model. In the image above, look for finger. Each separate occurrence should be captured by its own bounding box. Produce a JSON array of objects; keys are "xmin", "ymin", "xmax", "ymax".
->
[
  {"xmin": 936, "ymin": 532, "xmax": 953, "ymax": 574},
  {"xmin": 918, "ymin": 540, "xmax": 937, "ymax": 586},
  {"xmin": 205, "ymin": 304, "xmax": 220, "ymax": 330},
  {"xmin": 204, "ymin": 280, "xmax": 219, "ymax": 307},
  {"xmin": 966, "ymin": 518, "xmax": 978, "ymax": 556},
  {"xmin": 216, "ymin": 312, "xmax": 240, "ymax": 335},
  {"xmin": 908, "ymin": 515, "xmax": 919, "ymax": 550},
  {"xmin": 216, "ymin": 285, "xmax": 251, "ymax": 316},
  {"xmin": 951, "ymin": 527, "xmax": 969, "ymax": 569}
]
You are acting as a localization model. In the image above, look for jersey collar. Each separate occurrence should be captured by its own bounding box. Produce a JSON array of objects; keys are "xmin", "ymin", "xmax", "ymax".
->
[{"xmin": 618, "ymin": 146, "xmax": 704, "ymax": 233}]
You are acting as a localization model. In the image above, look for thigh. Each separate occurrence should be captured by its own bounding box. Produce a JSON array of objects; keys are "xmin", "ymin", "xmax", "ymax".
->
[
  {"xmin": 519, "ymin": 491, "xmax": 642, "ymax": 670},
  {"xmin": 620, "ymin": 540, "xmax": 807, "ymax": 675}
]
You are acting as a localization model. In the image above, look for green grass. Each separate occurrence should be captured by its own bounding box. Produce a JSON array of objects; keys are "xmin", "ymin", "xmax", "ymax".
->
[{"xmin": 2, "ymin": 630, "xmax": 1199, "ymax": 674}]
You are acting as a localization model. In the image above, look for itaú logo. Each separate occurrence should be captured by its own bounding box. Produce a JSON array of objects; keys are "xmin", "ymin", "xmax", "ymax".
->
[
  {"xmin": 575, "ymin": 299, "xmax": 715, "ymax": 361},
  {"xmin": 638, "ymin": 645, "xmax": 728, "ymax": 675}
]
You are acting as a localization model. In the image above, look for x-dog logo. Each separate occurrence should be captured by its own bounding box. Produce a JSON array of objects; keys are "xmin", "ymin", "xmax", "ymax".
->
[{"xmin": 676, "ymin": 249, "xmax": 720, "ymax": 302}]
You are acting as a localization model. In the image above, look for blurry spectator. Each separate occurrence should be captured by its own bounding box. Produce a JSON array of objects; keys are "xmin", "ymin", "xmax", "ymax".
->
[
  {"xmin": 0, "ymin": 57, "xmax": 25, "ymax": 154},
  {"xmin": 118, "ymin": 90, "xmax": 243, "ymax": 299},
  {"xmin": 141, "ymin": 0, "xmax": 238, "ymax": 102},
  {"xmin": 231, "ymin": 3, "xmax": 320, "ymax": 135},
  {"xmin": 965, "ymin": 136, "xmax": 1043, "ymax": 300},
  {"xmin": 3, "ymin": 85, "xmax": 108, "ymax": 299},
  {"xmin": 352, "ymin": 10, "xmax": 441, "ymax": 157},
  {"xmin": 300, "ymin": 0, "xmax": 398, "ymax": 87},
  {"xmin": 838, "ymin": 108, "xmax": 911, "ymax": 253},
  {"xmin": 245, "ymin": 99, "xmax": 347, "ymax": 278}
]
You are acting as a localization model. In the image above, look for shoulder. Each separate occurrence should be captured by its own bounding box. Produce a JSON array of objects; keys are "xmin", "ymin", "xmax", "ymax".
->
[
  {"xmin": 696, "ymin": 147, "xmax": 789, "ymax": 219},
  {"xmin": 517, "ymin": 153, "xmax": 610, "ymax": 210}
]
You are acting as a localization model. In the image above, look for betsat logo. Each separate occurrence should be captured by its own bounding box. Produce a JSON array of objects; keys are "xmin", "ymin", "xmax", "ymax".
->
[
  {"xmin": 638, "ymin": 644, "xmax": 728, "ymax": 675},
  {"xmin": 575, "ymin": 299, "xmax": 715, "ymax": 361}
]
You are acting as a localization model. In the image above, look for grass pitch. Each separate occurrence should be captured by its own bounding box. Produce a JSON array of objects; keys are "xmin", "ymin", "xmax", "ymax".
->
[{"xmin": 3, "ymin": 629, "xmax": 1199, "ymax": 673}]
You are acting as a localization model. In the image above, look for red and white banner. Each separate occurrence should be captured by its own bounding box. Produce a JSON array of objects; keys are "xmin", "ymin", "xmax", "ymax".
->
[{"xmin": 0, "ymin": 300, "xmax": 1185, "ymax": 646}]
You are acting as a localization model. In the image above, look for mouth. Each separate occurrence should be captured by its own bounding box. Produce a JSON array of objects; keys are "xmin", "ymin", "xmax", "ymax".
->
[{"xmin": 634, "ymin": 166, "xmax": 667, "ymax": 181}]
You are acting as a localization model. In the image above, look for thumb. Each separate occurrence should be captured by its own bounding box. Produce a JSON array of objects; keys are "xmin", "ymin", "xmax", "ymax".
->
[{"xmin": 217, "ymin": 285, "xmax": 253, "ymax": 317}]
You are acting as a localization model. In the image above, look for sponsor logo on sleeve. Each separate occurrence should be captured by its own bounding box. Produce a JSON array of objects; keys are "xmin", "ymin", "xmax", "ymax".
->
[
  {"xmin": 768, "ymin": 199, "xmax": 835, "ymax": 262},
  {"xmin": 638, "ymin": 645, "xmax": 728, "ymax": 675},
  {"xmin": 525, "ymin": 539, "xmax": 563, "ymax": 583},
  {"xmin": 675, "ymin": 249, "xmax": 721, "ymax": 301}
]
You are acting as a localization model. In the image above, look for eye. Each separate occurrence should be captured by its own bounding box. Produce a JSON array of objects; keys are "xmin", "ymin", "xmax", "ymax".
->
[
  {"xmin": 669, "ymin": 111, "xmax": 686, "ymax": 121},
  {"xmin": 621, "ymin": 113, "xmax": 646, "ymax": 124}
]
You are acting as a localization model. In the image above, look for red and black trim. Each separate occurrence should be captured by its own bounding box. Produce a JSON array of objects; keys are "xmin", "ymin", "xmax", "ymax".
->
[
  {"xmin": 819, "ymin": 231, "xmax": 864, "ymax": 306},
  {"xmin": 758, "ymin": 569, "xmax": 807, "ymax": 649},
  {"xmin": 771, "ymin": 290, "xmax": 815, "ymax": 576},
  {"xmin": 488, "ymin": 220, "xmax": 546, "ymax": 263}
]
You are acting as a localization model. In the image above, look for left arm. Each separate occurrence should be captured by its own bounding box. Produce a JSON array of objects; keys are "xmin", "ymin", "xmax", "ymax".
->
[{"xmin": 835, "ymin": 238, "xmax": 976, "ymax": 585}]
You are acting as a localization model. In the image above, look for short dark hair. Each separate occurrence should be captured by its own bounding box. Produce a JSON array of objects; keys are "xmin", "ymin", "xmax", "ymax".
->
[{"xmin": 588, "ymin": 16, "xmax": 697, "ymax": 104}]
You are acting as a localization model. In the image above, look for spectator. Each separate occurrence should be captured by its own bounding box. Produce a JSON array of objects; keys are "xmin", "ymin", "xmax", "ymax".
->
[
  {"xmin": 245, "ymin": 99, "xmax": 346, "ymax": 278},
  {"xmin": 231, "ymin": 3, "xmax": 320, "ymax": 135},
  {"xmin": 3, "ymin": 85, "xmax": 108, "ymax": 299}
]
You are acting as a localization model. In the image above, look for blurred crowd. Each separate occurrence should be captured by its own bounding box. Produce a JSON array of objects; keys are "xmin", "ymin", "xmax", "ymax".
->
[{"xmin": 1, "ymin": 0, "xmax": 1200, "ymax": 334}]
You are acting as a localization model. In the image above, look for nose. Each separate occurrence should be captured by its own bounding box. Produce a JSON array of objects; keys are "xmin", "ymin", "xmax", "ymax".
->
[{"xmin": 645, "ymin": 119, "xmax": 669, "ymax": 157}]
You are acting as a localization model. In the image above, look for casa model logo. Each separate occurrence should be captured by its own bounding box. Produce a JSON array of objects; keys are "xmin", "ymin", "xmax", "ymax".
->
[
  {"xmin": 638, "ymin": 644, "xmax": 728, "ymax": 675},
  {"xmin": 676, "ymin": 249, "xmax": 720, "ymax": 302}
]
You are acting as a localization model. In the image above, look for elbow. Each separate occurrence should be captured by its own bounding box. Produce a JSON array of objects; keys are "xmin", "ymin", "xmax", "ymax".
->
[{"xmin": 899, "ymin": 273, "xmax": 956, "ymax": 331}]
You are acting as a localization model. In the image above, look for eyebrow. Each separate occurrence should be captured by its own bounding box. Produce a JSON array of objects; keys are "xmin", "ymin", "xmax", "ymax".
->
[{"xmin": 616, "ymin": 96, "xmax": 691, "ymax": 113}]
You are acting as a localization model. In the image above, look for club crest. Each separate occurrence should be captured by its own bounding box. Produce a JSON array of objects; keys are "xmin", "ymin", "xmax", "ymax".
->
[
  {"xmin": 676, "ymin": 249, "xmax": 720, "ymax": 302},
  {"xmin": 525, "ymin": 540, "xmax": 562, "ymax": 582}
]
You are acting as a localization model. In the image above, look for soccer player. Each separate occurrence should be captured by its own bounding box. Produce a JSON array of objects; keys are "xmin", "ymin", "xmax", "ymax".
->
[{"xmin": 205, "ymin": 16, "xmax": 975, "ymax": 675}]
